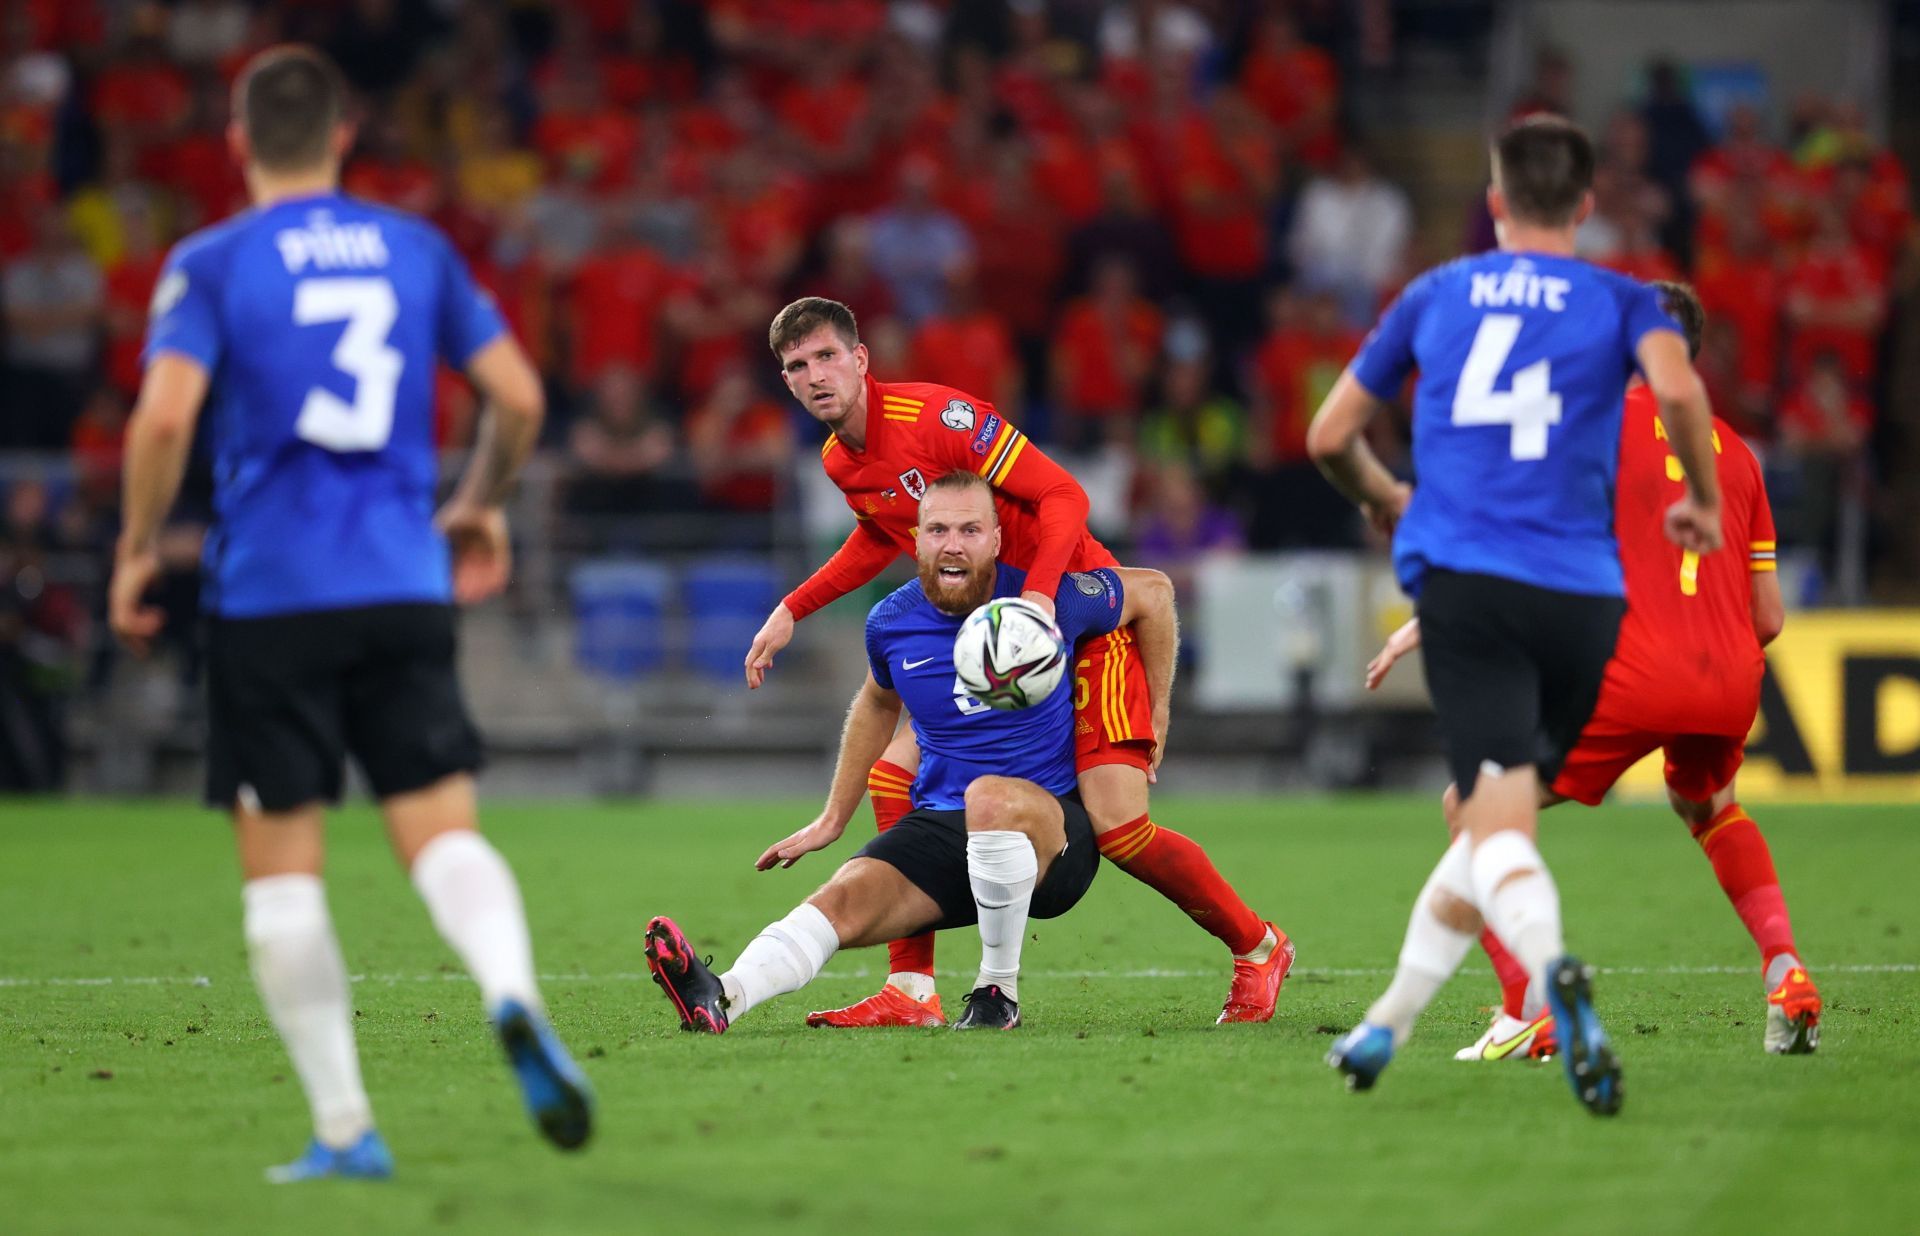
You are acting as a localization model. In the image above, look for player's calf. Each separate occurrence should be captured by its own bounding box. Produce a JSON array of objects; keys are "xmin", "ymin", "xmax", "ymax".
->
[
  {"xmin": 1674, "ymin": 787, "xmax": 1817, "ymax": 1052},
  {"xmin": 962, "ymin": 776, "xmax": 1062, "ymax": 1005},
  {"xmin": 868, "ymin": 756, "xmax": 940, "ymax": 1005}
]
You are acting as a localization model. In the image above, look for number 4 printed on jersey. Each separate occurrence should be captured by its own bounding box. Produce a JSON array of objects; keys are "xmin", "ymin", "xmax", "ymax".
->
[
  {"xmin": 293, "ymin": 277, "xmax": 404, "ymax": 452},
  {"xmin": 1452, "ymin": 314, "xmax": 1562, "ymax": 460}
]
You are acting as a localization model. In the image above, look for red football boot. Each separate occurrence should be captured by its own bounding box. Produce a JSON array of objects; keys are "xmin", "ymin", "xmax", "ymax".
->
[
  {"xmin": 1217, "ymin": 924, "xmax": 1296, "ymax": 1024},
  {"xmin": 805, "ymin": 984, "xmax": 947, "ymax": 1028},
  {"xmin": 1765, "ymin": 967, "xmax": 1821, "ymax": 1055}
]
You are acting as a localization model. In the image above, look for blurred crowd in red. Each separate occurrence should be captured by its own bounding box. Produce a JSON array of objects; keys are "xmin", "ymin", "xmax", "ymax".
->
[
  {"xmin": 0, "ymin": 1, "xmax": 1912, "ymax": 593},
  {"xmin": 1504, "ymin": 49, "xmax": 1913, "ymax": 594}
]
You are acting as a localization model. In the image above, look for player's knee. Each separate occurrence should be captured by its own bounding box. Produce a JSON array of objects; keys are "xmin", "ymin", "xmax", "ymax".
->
[
  {"xmin": 963, "ymin": 776, "xmax": 1030, "ymax": 835},
  {"xmin": 1666, "ymin": 785, "xmax": 1714, "ymax": 827},
  {"xmin": 806, "ymin": 878, "xmax": 876, "ymax": 942}
]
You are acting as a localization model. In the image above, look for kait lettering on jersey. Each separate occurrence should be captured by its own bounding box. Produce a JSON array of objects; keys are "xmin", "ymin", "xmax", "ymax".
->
[
  {"xmin": 276, "ymin": 217, "xmax": 391, "ymax": 274},
  {"xmin": 1468, "ymin": 270, "xmax": 1570, "ymax": 311}
]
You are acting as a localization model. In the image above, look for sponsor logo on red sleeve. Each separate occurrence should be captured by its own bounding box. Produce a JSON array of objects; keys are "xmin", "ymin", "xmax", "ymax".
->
[{"xmin": 970, "ymin": 413, "xmax": 1001, "ymax": 456}]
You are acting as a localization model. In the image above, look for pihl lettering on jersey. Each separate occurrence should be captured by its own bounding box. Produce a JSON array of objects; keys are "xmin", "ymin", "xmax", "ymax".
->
[
  {"xmin": 276, "ymin": 214, "xmax": 391, "ymax": 274},
  {"xmin": 1468, "ymin": 269, "xmax": 1570, "ymax": 312}
]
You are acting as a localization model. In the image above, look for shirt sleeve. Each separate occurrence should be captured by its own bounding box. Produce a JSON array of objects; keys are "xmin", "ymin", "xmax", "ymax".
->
[
  {"xmin": 142, "ymin": 245, "xmax": 222, "ymax": 372},
  {"xmin": 436, "ymin": 230, "xmax": 508, "ymax": 368},
  {"xmin": 1745, "ymin": 443, "xmax": 1778, "ymax": 573},
  {"xmin": 864, "ymin": 607, "xmax": 895, "ymax": 690},
  {"xmin": 1051, "ymin": 567, "xmax": 1125, "ymax": 645},
  {"xmin": 961, "ymin": 410, "xmax": 1091, "ymax": 602},
  {"xmin": 783, "ymin": 517, "xmax": 902, "ymax": 620},
  {"xmin": 1622, "ymin": 279, "xmax": 1685, "ymax": 355},
  {"xmin": 1348, "ymin": 273, "xmax": 1429, "ymax": 402}
]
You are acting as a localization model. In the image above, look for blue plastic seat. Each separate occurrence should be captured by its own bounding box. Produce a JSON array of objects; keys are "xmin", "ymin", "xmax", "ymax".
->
[
  {"xmin": 681, "ymin": 557, "xmax": 781, "ymax": 681},
  {"xmin": 569, "ymin": 559, "xmax": 671, "ymax": 681}
]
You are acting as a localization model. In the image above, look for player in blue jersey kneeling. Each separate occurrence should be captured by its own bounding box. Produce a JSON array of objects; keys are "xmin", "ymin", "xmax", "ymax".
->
[{"xmin": 645, "ymin": 470, "xmax": 1175, "ymax": 1031}]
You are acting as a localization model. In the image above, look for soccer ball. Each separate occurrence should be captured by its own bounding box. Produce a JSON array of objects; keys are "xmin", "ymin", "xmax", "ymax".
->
[{"xmin": 954, "ymin": 597, "xmax": 1068, "ymax": 710}]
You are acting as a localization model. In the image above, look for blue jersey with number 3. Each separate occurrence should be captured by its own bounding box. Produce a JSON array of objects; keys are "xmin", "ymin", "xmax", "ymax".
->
[
  {"xmin": 1349, "ymin": 251, "xmax": 1681, "ymax": 599},
  {"xmin": 144, "ymin": 192, "xmax": 505, "ymax": 618},
  {"xmin": 866, "ymin": 564, "xmax": 1124, "ymax": 811}
]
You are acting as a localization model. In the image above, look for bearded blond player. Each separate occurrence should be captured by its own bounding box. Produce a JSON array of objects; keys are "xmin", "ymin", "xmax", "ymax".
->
[{"xmin": 745, "ymin": 297, "xmax": 1292, "ymax": 1026}]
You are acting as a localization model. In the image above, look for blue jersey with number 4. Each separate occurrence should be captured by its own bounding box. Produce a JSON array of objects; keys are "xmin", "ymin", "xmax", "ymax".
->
[
  {"xmin": 144, "ymin": 192, "xmax": 505, "ymax": 618},
  {"xmin": 1349, "ymin": 251, "xmax": 1681, "ymax": 598},
  {"xmin": 866, "ymin": 564, "xmax": 1124, "ymax": 811}
]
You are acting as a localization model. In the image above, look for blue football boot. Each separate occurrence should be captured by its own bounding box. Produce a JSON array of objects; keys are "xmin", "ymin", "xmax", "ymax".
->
[
  {"xmin": 1544, "ymin": 955, "xmax": 1624, "ymax": 1116},
  {"xmin": 1327, "ymin": 1022, "xmax": 1395, "ymax": 1091},
  {"xmin": 493, "ymin": 998, "xmax": 595, "ymax": 1150},
  {"xmin": 265, "ymin": 1131, "xmax": 394, "ymax": 1183}
]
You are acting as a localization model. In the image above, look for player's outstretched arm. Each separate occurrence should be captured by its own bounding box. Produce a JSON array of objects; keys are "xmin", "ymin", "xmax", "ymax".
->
[
  {"xmin": 1306, "ymin": 371, "xmax": 1411, "ymax": 535},
  {"xmin": 985, "ymin": 431, "xmax": 1091, "ymax": 619},
  {"xmin": 1114, "ymin": 567, "xmax": 1177, "ymax": 779},
  {"xmin": 757, "ymin": 673, "xmax": 903, "ymax": 869},
  {"xmin": 750, "ymin": 520, "xmax": 900, "ymax": 687},
  {"xmin": 1365, "ymin": 617, "xmax": 1422, "ymax": 690},
  {"xmin": 438, "ymin": 335, "xmax": 545, "ymax": 603},
  {"xmin": 1636, "ymin": 329, "xmax": 1723, "ymax": 555},
  {"xmin": 111, "ymin": 353, "xmax": 210, "ymax": 655}
]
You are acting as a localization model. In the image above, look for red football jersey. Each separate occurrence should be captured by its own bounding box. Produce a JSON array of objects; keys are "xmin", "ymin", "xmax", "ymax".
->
[
  {"xmin": 784, "ymin": 374, "xmax": 1114, "ymax": 620},
  {"xmin": 1601, "ymin": 386, "xmax": 1776, "ymax": 735}
]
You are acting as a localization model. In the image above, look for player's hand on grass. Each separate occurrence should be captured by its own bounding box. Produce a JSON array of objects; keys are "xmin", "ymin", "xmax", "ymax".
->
[
  {"xmin": 1663, "ymin": 496, "xmax": 1723, "ymax": 554},
  {"xmin": 107, "ymin": 545, "xmax": 165, "ymax": 656},
  {"xmin": 755, "ymin": 813, "xmax": 846, "ymax": 870},
  {"xmin": 437, "ymin": 502, "xmax": 512, "ymax": 603},
  {"xmin": 1365, "ymin": 618, "xmax": 1422, "ymax": 690},
  {"xmin": 745, "ymin": 603, "xmax": 796, "ymax": 688},
  {"xmin": 1020, "ymin": 590, "xmax": 1056, "ymax": 621}
]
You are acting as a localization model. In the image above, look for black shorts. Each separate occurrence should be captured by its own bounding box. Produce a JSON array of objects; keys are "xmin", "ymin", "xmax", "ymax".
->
[
  {"xmin": 1417, "ymin": 569, "xmax": 1624, "ymax": 798},
  {"xmin": 856, "ymin": 793, "xmax": 1099, "ymax": 932},
  {"xmin": 205, "ymin": 603, "xmax": 483, "ymax": 812}
]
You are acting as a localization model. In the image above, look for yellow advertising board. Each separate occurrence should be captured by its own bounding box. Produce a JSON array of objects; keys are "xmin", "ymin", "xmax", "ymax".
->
[{"xmin": 1613, "ymin": 611, "xmax": 1920, "ymax": 802}]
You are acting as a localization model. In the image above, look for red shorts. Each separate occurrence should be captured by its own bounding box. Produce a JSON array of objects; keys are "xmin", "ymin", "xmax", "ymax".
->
[
  {"xmin": 1071, "ymin": 626, "xmax": 1156, "ymax": 773},
  {"xmin": 1550, "ymin": 718, "xmax": 1747, "ymax": 806}
]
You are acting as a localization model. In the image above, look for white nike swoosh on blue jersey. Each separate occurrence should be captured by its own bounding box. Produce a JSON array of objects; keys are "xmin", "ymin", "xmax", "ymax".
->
[{"xmin": 903, "ymin": 657, "xmax": 936, "ymax": 670}]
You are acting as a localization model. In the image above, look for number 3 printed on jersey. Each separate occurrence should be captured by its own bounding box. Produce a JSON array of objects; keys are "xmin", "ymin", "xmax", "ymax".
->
[
  {"xmin": 293, "ymin": 277, "xmax": 403, "ymax": 452},
  {"xmin": 1452, "ymin": 314, "xmax": 1562, "ymax": 460}
]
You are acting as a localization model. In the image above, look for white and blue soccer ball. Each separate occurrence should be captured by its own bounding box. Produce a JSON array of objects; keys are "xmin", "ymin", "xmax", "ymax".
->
[{"xmin": 953, "ymin": 597, "xmax": 1068, "ymax": 710}]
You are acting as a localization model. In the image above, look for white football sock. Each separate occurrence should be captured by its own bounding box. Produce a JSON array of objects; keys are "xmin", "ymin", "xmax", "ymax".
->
[
  {"xmin": 887, "ymin": 971, "xmax": 938, "ymax": 1002},
  {"xmin": 1366, "ymin": 834, "xmax": 1478, "ymax": 1045},
  {"xmin": 1471, "ymin": 830, "xmax": 1565, "ymax": 990},
  {"xmin": 967, "ymin": 830, "xmax": 1037, "ymax": 1002},
  {"xmin": 410, "ymin": 830, "xmax": 539, "ymax": 1012},
  {"xmin": 243, "ymin": 875, "xmax": 374, "ymax": 1149},
  {"xmin": 719, "ymin": 902, "xmax": 841, "ymax": 1022}
]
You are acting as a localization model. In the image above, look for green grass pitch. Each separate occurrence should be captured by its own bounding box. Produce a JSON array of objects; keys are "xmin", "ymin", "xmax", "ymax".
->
[{"xmin": 3, "ymin": 796, "xmax": 1916, "ymax": 1234}]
